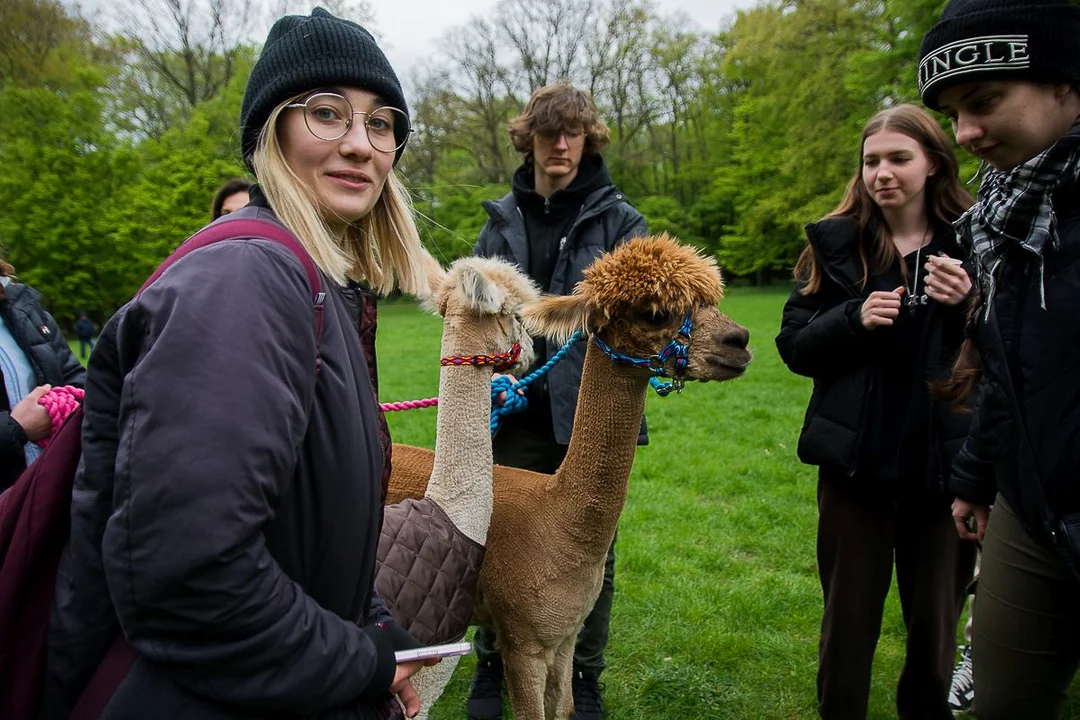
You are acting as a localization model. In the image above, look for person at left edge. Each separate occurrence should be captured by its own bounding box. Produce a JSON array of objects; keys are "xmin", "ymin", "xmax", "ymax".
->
[
  {"xmin": 211, "ymin": 177, "xmax": 253, "ymax": 220},
  {"xmin": 0, "ymin": 257, "xmax": 84, "ymax": 490},
  {"xmin": 40, "ymin": 8, "xmax": 440, "ymax": 719}
]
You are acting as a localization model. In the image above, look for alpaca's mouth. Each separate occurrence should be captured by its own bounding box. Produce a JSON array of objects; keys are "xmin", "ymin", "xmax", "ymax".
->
[{"xmin": 705, "ymin": 353, "xmax": 752, "ymax": 377}]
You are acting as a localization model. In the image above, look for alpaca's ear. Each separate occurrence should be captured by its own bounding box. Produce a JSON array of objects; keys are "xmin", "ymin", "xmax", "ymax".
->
[
  {"xmin": 424, "ymin": 258, "xmax": 508, "ymax": 317},
  {"xmin": 521, "ymin": 293, "xmax": 588, "ymax": 345},
  {"xmin": 458, "ymin": 264, "xmax": 507, "ymax": 315}
]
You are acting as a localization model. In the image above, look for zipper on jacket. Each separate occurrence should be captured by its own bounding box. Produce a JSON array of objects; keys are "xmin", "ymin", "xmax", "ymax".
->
[
  {"xmin": 562, "ymin": 207, "xmax": 586, "ymax": 248},
  {"xmin": 928, "ymin": 404, "xmax": 946, "ymax": 494},
  {"xmin": 1005, "ymin": 261, "xmax": 1056, "ymax": 534}
]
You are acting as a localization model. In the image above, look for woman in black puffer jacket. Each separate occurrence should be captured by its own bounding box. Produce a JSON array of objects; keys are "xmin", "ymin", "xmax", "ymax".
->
[
  {"xmin": 776, "ymin": 104, "xmax": 977, "ymax": 720},
  {"xmin": 918, "ymin": 0, "xmax": 1080, "ymax": 716},
  {"xmin": 0, "ymin": 258, "xmax": 84, "ymax": 489}
]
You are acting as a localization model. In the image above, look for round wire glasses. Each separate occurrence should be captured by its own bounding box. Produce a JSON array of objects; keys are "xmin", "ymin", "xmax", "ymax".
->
[{"xmin": 286, "ymin": 92, "xmax": 412, "ymax": 153}]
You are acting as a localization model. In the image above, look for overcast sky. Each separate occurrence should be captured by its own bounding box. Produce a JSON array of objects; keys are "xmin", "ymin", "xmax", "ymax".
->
[
  {"xmin": 375, "ymin": 0, "xmax": 753, "ymax": 79},
  {"xmin": 69, "ymin": 0, "xmax": 757, "ymax": 82}
]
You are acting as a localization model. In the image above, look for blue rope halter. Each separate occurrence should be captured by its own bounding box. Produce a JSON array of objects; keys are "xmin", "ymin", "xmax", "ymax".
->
[
  {"xmin": 490, "ymin": 330, "xmax": 583, "ymax": 434},
  {"xmin": 591, "ymin": 309, "xmax": 695, "ymax": 397},
  {"xmin": 488, "ymin": 308, "xmax": 696, "ymax": 434}
]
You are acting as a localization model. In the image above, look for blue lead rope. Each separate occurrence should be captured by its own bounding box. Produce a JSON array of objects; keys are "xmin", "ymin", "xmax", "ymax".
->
[
  {"xmin": 649, "ymin": 376, "xmax": 676, "ymax": 397},
  {"xmin": 490, "ymin": 310, "xmax": 693, "ymax": 434},
  {"xmin": 490, "ymin": 330, "xmax": 583, "ymax": 435}
]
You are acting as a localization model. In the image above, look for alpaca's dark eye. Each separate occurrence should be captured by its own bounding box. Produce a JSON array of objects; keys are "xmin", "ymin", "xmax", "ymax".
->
[{"xmin": 638, "ymin": 310, "xmax": 672, "ymax": 326}]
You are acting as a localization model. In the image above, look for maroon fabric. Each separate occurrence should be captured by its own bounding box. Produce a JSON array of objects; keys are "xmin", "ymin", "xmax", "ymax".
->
[
  {"xmin": 358, "ymin": 290, "xmax": 392, "ymax": 502},
  {"xmin": 0, "ymin": 217, "xmax": 325, "ymax": 720},
  {"xmin": 373, "ymin": 693, "xmax": 407, "ymax": 720},
  {"xmin": 139, "ymin": 218, "xmax": 322, "ymax": 298},
  {"xmin": 0, "ymin": 407, "xmax": 83, "ymax": 720}
]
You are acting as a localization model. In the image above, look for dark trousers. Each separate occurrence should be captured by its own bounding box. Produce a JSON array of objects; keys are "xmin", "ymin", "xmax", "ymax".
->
[
  {"xmin": 473, "ymin": 415, "xmax": 617, "ymax": 674},
  {"xmin": 972, "ymin": 495, "xmax": 1080, "ymax": 719},
  {"xmin": 816, "ymin": 472, "xmax": 976, "ymax": 720},
  {"xmin": 78, "ymin": 336, "xmax": 94, "ymax": 359}
]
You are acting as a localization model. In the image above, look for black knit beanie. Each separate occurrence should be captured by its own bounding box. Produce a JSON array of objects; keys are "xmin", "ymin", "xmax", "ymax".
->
[
  {"xmin": 240, "ymin": 8, "xmax": 409, "ymax": 170},
  {"xmin": 918, "ymin": 0, "xmax": 1080, "ymax": 110}
]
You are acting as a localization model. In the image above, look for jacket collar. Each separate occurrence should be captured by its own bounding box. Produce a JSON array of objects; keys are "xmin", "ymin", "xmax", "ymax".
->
[
  {"xmin": 804, "ymin": 217, "xmax": 866, "ymax": 296},
  {"xmin": 481, "ymin": 183, "xmax": 626, "ymax": 274},
  {"xmin": 510, "ymin": 153, "xmax": 611, "ymax": 213},
  {"xmin": 0, "ymin": 282, "xmax": 41, "ymax": 308},
  {"xmin": 805, "ymin": 216, "xmax": 960, "ymax": 297}
]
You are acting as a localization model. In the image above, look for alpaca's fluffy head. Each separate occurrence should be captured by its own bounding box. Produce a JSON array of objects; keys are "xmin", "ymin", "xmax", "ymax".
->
[
  {"xmin": 521, "ymin": 234, "xmax": 750, "ymax": 382},
  {"xmin": 521, "ymin": 234, "xmax": 725, "ymax": 343},
  {"xmin": 579, "ymin": 234, "xmax": 723, "ymax": 321},
  {"xmin": 426, "ymin": 256, "xmax": 540, "ymax": 372},
  {"xmin": 426, "ymin": 256, "xmax": 540, "ymax": 318}
]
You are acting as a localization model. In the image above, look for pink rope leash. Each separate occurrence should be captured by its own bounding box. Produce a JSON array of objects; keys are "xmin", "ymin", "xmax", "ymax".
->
[
  {"xmin": 379, "ymin": 397, "xmax": 439, "ymax": 412},
  {"xmin": 36, "ymin": 385, "xmax": 85, "ymax": 448}
]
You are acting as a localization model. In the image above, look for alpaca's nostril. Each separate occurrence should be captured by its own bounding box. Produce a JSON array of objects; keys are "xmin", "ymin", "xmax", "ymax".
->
[{"xmin": 720, "ymin": 326, "xmax": 750, "ymax": 350}]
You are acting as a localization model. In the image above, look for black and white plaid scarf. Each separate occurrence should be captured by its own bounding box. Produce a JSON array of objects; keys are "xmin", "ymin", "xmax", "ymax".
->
[{"xmin": 955, "ymin": 117, "xmax": 1080, "ymax": 319}]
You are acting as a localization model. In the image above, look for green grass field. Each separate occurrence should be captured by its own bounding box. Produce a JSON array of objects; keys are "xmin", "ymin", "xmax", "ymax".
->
[
  {"xmin": 375, "ymin": 286, "xmax": 1079, "ymax": 720},
  {"xmin": 67, "ymin": 287, "xmax": 1077, "ymax": 718}
]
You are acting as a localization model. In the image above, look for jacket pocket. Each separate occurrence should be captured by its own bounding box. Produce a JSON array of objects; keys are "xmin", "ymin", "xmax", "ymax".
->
[{"xmin": 796, "ymin": 367, "xmax": 870, "ymax": 474}]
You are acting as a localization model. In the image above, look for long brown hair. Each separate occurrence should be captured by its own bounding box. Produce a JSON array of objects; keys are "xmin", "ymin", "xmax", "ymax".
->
[
  {"xmin": 934, "ymin": 291, "xmax": 984, "ymax": 411},
  {"xmin": 0, "ymin": 258, "xmax": 14, "ymax": 300},
  {"xmin": 795, "ymin": 104, "xmax": 973, "ymax": 294}
]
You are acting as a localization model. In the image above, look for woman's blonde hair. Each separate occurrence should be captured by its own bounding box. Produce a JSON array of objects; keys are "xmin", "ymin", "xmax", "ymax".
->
[{"xmin": 251, "ymin": 99, "xmax": 433, "ymax": 297}]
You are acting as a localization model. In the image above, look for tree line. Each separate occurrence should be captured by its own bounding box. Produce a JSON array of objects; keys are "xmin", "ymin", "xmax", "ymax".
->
[{"xmin": 0, "ymin": 0, "xmax": 974, "ymax": 324}]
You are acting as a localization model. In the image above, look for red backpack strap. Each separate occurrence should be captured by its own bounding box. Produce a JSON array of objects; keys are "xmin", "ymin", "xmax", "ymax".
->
[
  {"xmin": 139, "ymin": 218, "xmax": 325, "ymax": 370},
  {"xmin": 69, "ymin": 636, "xmax": 139, "ymax": 720}
]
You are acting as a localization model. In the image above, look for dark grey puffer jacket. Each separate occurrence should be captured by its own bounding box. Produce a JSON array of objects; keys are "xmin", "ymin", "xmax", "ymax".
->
[
  {"xmin": 474, "ymin": 168, "xmax": 648, "ymax": 445},
  {"xmin": 0, "ymin": 281, "xmax": 85, "ymax": 489},
  {"xmin": 41, "ymin": 207, "xmax": 405, "ymax": 720}
]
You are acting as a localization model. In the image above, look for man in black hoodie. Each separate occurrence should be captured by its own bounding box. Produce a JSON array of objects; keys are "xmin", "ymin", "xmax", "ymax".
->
[{"xmin": 470, "ymin": 82, "xmax": 646, "ymax": 720}]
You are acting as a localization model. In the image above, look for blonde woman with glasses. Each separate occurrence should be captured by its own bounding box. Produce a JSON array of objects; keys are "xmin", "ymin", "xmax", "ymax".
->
[{"xmin": 41, "ymin": 9, "xmax": 440, "ymax": 720}]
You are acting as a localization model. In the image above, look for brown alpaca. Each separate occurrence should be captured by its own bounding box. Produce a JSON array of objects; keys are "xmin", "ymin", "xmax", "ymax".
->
[{"xmin": 390, "ymin": 234, "xmax": 751, "ymax": 719}]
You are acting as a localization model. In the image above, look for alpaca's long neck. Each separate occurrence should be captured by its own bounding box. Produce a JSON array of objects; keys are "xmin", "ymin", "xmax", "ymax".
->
[
  {"xmin": 425, "ymin": 347, "xmax": 494, "ymax": 546},
  {"xmin": 555, "ymin": 339, "xmax": 649, "ymax": 548}
]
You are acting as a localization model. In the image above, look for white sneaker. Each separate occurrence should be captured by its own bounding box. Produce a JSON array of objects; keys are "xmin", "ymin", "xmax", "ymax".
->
[{"xmin": 948, "ymin": 645, "xmax": 974, "ymax": 714}]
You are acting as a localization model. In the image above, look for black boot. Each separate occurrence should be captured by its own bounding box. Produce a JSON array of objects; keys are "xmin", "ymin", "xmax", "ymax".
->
[
  {"xmin": 467, "ymin": 658, "xmax": 504, "ymax": 720},
  {"xmin": 571, "ymin": 668, "xmax": 607, "ymax": 720}
]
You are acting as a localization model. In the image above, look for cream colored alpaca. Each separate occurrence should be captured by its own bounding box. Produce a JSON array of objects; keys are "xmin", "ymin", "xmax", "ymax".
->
[
  {"xmin": 391, "ymin": 234, "xmax": 753, "ymax": 719},
  {"xmin": 391, "ymin": 256, "xmax": 537, "ymax": 718},
  {"xmin": 420, "ymin": 256, "xmax": 538, "ymax": 543}
]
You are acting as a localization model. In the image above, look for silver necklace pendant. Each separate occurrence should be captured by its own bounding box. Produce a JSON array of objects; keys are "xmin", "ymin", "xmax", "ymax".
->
[{"xmin": 907, "ymin": 242, "xmax": 924, "ymax": 316}]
